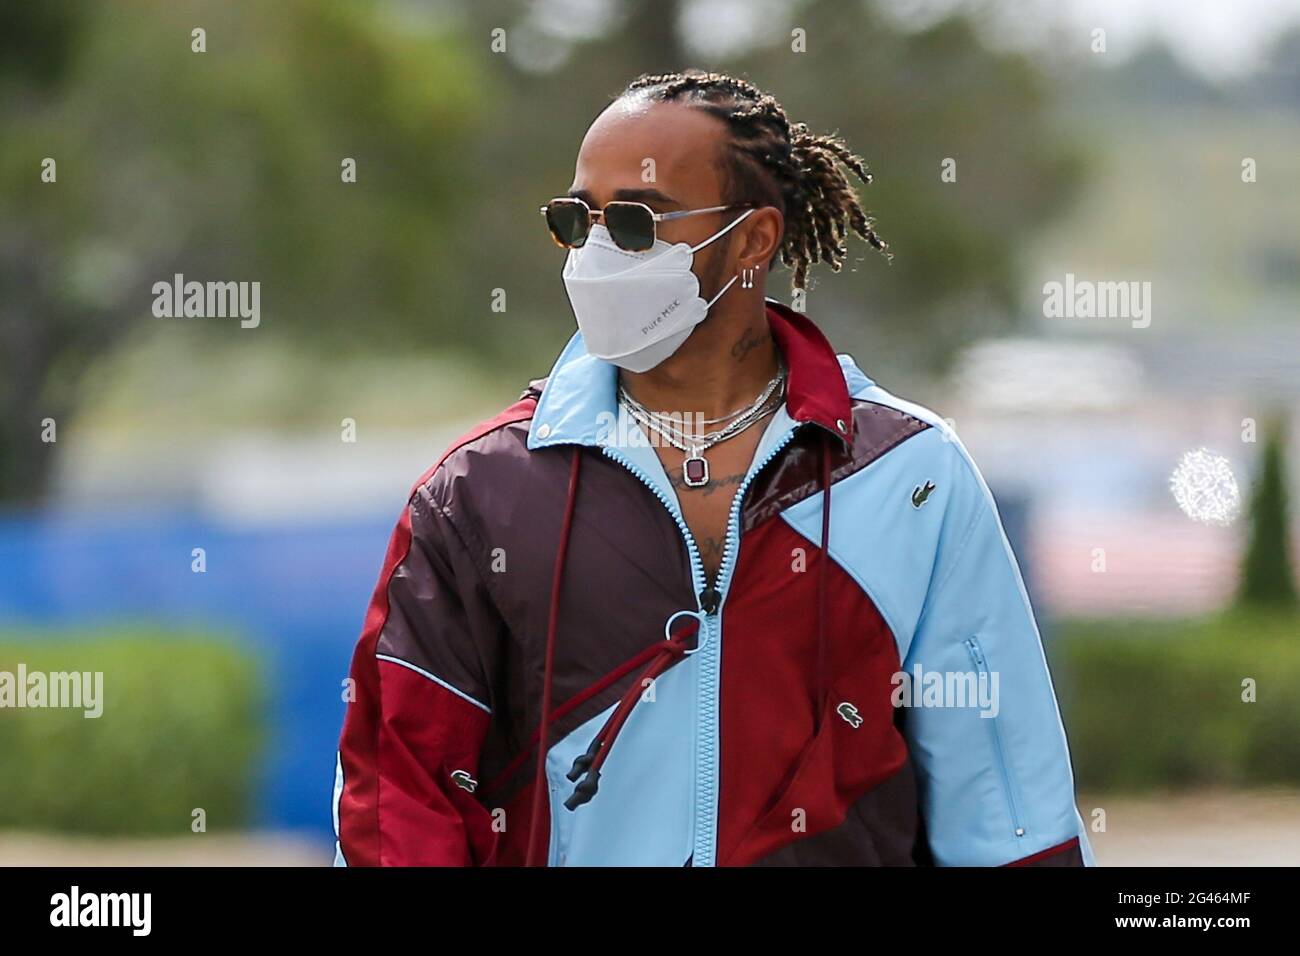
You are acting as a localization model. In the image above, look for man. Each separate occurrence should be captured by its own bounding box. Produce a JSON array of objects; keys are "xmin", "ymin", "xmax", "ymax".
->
[{"xmin": 333, "ymin": 70, "xmax": 1093, "ymax": 867}]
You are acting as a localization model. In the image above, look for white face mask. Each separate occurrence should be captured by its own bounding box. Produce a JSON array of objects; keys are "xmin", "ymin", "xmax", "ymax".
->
[{"xmin": 561, "ymin": 208, "xmax": 756, "ymax": 373}]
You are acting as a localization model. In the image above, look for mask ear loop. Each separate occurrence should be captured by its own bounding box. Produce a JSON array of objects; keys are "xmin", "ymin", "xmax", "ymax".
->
[
  {"xmin": 691, "ymin": 207, "xmax": 758, "ymax": 309},
  {"xmin": 704, "ymin": 274, "xmax": 740, "ymax": 309},
  {"xmin": 688, "ymin": 206, "xmax": 756, "ymax": 254}
]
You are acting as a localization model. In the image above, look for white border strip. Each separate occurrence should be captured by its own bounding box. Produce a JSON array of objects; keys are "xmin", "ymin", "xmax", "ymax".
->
[{"xmin": 375, "ymin": 653, "xmax": 492, "ymax": 714}]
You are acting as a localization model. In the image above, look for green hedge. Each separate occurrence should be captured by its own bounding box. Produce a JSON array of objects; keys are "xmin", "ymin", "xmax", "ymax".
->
[
  {"xmin": 1056, "ymin": 612, "xmax": 1300, "ymax": 791},
  {"xmin": 0, "ymin": 632, "xmax": 263, "ymax": 834}
]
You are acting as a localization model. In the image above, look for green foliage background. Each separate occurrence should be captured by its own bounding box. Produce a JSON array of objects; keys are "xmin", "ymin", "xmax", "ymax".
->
[
  {"xmin": 0, "ymin": 633, "xmax": 262, "ymax": 834},
  {"xmin": 1058, "ymin": 613, "xmax": 1300, "ymax": 791}
]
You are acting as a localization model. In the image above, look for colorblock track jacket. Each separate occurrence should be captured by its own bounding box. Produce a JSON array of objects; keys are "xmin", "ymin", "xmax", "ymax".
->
[{"xmin": 333, "ymin": 300, "xmax": 1094, "ymax": 867}]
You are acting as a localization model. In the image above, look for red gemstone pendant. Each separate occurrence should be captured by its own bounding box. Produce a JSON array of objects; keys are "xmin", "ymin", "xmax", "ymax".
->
[{"xmin": 683, "ymin": 455, "xmax": 710, "ymax": 488}]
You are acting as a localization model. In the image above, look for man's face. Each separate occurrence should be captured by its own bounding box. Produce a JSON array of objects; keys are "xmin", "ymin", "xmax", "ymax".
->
[{"xmin": 566, "ymin": 97, "xmax": 739, "ymax": 297}]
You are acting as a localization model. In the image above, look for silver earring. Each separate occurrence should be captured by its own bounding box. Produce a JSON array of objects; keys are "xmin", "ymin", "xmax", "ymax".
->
[{"xmin": 741, "ymin": 267, "xmax": 755, "ymax": 289}]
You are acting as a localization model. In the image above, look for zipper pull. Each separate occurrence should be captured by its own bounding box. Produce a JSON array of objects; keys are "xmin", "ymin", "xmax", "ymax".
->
[{"xmin": 699, "ymin": 585, "xmax": 721, "ymax": 616}]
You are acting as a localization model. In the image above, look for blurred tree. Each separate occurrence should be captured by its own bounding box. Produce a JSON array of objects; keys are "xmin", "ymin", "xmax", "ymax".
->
[
  {"xmin": 1250, "ymin": 25, "xmax": 1300, "ymax": 108},
  {"xmin": 0, "ymin": 0, "xmax": 83, "ymax": 88},
  {"xmin": 1, "ymin": 0, "xmax": 1085, "ymax": 503},
  {"xmin": 1236, "ymin": 416, "xmax": 1298, "ymax": 609},
  {"xmin": 0, "ymin": 0, "xmax": 87, "ymax": 502},
  {"xmin": 1076, "ymin": 39, "xmax": 1225, "ymax": 111},
  {"xmin": 0, "ymin": 0, "xmax": 488, "ymax": 503}
]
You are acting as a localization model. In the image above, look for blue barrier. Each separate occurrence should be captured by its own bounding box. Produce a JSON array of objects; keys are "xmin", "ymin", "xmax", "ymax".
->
[{"xmin": 0, "ymin": 508, "xmax": 393, "ymax": 840}]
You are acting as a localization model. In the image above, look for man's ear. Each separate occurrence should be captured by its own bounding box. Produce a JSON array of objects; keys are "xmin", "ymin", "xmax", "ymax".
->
[{"xmin": 737, "ymin": 206, "xmax": 784, "ymax": 270}]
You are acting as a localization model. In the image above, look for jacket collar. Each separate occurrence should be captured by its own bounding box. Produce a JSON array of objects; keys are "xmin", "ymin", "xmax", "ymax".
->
[
  {"xmin": 764, "ymin": 298, "xmax": 855, "ymax": 442},
  {"xmin": 528, "ymin": 298, "xmax": 857, "ymax": 451}
]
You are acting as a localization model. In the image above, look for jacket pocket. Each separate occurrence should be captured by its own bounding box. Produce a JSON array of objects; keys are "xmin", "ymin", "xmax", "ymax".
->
[
  {"xmin": 721, "ymin": 683, "xmax": 908, "ymax": 866},
  {"xmin": 963, "ymin": 636, "xmax": 1026, "ymax": 840},
  {"xmin": 441, "ymin": 765, "xmax": 500, "ymax": 865}
]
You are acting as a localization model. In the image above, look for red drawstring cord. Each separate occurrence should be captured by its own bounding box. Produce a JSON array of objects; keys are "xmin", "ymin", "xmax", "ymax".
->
[
  {"xmin": 563, "ymin": 620, "xmax": 698, "ymax": 809},
  {"xmin": 488, "ymin": 607, "xmax": 695, "ymax": 813},
  {"xmin": 524, "ymin": 448, "xmax": 583, "ymax": 867},
  {"xmin": 478, "ymin": 637, "xmax": 670, "ymax": 801},
  {"xmin": 814, "ymin": 431, "xmax": 832, "ymax": 734}
]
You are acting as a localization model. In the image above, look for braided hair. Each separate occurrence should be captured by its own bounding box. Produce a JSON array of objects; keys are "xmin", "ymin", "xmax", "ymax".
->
[{"xmin": 619, "ymin": 70, "xmax": 890, "ymax": 293}]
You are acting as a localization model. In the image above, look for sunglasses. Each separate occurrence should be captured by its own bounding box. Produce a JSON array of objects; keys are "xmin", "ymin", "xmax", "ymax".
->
[{"xmin": 540, "ymin": 197, "xmax": 753, "ymax": 253}]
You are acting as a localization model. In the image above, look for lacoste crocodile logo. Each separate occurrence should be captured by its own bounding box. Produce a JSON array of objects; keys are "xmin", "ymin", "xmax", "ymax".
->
[
  {"xmin": 911, "ymin": 480, "xmax": 937, "ymax": 509},
  {"xmin": 450, "ymin": 769, "xmax": 478, "ymax": 793},
  {"xmin": 837, "ymin": 702, "xmax": 863, "ymax": 728}
]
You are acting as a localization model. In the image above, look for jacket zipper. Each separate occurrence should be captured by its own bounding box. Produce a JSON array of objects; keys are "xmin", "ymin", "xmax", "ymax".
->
[
  {"xmin": 694, "ymin": 425, "xmax": 800, "ymax": 864},
  {"xmin": 602, "ymin": 424, "xmax": 800, "ymax": 866},
  {"xmin": 964, "ymin": 636, "xmax": 1026, "ymax": 839},
  {"xmin": 599, "ymin": 445, "xmax": 708, "ymax": 865}
]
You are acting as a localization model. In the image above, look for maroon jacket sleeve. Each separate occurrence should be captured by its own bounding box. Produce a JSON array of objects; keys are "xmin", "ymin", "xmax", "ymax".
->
[{"xmin": 335, "ymin": 482, "xmax": 503, "ymax": 866}]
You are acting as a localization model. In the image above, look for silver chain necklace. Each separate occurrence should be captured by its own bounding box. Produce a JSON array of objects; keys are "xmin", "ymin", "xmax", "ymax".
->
[
  {"xmin": 619, "ymin": 372, "xmax": 783, "ymax": 449},
  {"xmin": 618, "ymin": 362, "xmax": 786, "ymax": 488}
]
